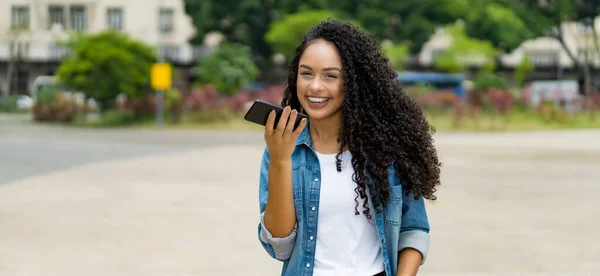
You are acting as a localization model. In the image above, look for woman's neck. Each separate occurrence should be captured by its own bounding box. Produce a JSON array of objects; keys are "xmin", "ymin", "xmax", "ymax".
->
[{"xmin": 309, "ymin": 114, "xmax": 345, "ymax": 154}]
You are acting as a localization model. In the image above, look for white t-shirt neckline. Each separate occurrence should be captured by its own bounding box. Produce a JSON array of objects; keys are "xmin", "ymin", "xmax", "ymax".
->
[{"xmin": 312, "ymin": 150, "xmax": 384, "ymax": 276}]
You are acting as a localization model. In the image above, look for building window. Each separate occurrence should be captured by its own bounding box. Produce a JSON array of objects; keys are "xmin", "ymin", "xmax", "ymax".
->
[
  {"xmin": 70, "ymin": 6, "xmax": 86, "ymax": 31},
  {"xmin": 11, "ymin": 6, "xmax": 30, "ymax": 30},
  {"xmin": 49, "ymin": 44, "xmax": 70, "ymax": 61},
  {"xmin": 9, "ymin": 42, "xmax": 29, "ymax": 59},
  {"xmin": 159, "ymin": 8, "xmax": 174, "ymax": 33},
  {"xmin": 16, "ymin": 71, "xmax": 29, "ymax": 95},
  {"xmin": 577, "ymin": 22, "xmax": 593, "ymax": 35},
  {"xmin": 49, "ymin": 6, "xmax": 65, "ymax": 29},
  {"xmin": 527, "ymin": 51, "xmax": 559, "ymax": 67},
  {"xmin": 160, "ymin": 45, "xmax": 180, "ymax": 61},
  {"xmin": 9, "ymin": 70, "xmax": 30, "ymax": 95},
  {"xmin": 107, "ymin": 8, "xmax": 123, "ymax": 30}
]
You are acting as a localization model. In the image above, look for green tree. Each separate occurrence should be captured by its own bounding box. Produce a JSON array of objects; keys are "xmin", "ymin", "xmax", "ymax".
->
[
  {"xmin": 524, "ymin": 0, "xmax": 600, "ymax": 97},
  {"xmin": 315, "ymin": 0, "xmax": 471, "ymax": 54},
  {"xmin": 183, "ymin": 0, "xmax": 567, "ymax": 76},
  {"xmin": 382, "ymin": 40, "xmax": 410, "ymax": 71},
  {"xmin": 265, "ymin": 10, "xmax": 359, "ymax": 59},
  {"xmin": 434, "ymin": 23, "xmax": 498, "ymax": 73},
  {"xmin": 184, "ymin": 0, "xmax": 472, "ymax": 59},
  {"xmin": 195, "ymin": 42, "xmax": 259, "ymax": 96},
  {"xmin": 184, "ymin": 0, "xmax": 282, "ymax": 67},
  {"xmin": 514, "ymin": 54, "xmax": 534, "ymax": 87},
  {"xmin": 382, "ymin": 0, "xmax": 471, "ymax": 53},
  {"xmin": 460, "ymin": 1, "xmax": 541, "ymax": 52},
  {"xmin": 56, "ymin": 30, "xmax": 156, "ymax": 110}
]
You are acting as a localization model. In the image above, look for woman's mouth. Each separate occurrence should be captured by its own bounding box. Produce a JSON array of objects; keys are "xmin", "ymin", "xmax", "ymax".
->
[
  {"xmin": 307, "ymin": 97, "xmax": 331, "ymax": 103},
  {"xmin": 306, "ymin": 96, "xmax": 331, "ymax": 109}
]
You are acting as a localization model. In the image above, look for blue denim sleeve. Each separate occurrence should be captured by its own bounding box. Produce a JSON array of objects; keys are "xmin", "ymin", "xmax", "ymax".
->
[
  {"xmin": 257, "ymin": 147, "xmax": 297, "ymax": 261},
  {"xmin": 399, "ymin": 192, "xmax": 431, "ymax": 264}
]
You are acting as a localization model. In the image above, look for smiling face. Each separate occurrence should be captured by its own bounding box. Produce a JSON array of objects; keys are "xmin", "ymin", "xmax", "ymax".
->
[{"xmin": 296, "ymin": 39, "xmax": 344, "ymax": 122}]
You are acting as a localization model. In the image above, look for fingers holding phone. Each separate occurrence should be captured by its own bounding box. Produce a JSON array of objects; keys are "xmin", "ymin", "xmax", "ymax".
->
[
  {"xmin": 264, "ymin": 106, "xmax": 307, "ymax": 161},
  {"xmin": 275, "ymin": 106, "xmax": 291, "ymax": 134},
  {"xmin": 285, "ymin": 109, "xmax": 299, "ymax": 135},
  {"xmin": 264, "ymin": 108, "xmax": 276, "ymax": 136}
]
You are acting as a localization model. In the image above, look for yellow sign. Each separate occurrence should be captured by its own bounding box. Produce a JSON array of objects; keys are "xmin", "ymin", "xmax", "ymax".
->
[{"xmin": 151, "ymin": 63, "xmax": 172, "ymax": 90}]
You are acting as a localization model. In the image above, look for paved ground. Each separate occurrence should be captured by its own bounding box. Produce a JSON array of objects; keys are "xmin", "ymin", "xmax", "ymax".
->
[{"xmin": 1, "ymin": 117, "xmax": 599, "ymax": 275}]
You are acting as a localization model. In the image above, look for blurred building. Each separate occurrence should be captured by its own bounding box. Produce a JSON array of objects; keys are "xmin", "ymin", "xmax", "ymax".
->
[
  {"xmin": 0, "ymin": 0, "xmax": 196, "ymax": 97},
  {"xmin": 416, "ymin": 17, "xmax": 600, "ymax": 85}
]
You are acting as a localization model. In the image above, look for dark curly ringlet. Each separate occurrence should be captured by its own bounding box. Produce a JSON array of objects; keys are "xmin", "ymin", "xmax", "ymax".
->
[{"xmin": 282, "ymin": 19, "xmax": 442, "ymax": 219}]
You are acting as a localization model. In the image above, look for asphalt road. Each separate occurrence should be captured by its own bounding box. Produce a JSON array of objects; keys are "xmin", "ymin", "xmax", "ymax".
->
[{"xmin": 1, "ymin": 116, "xmax": 599, "ymax": 275}]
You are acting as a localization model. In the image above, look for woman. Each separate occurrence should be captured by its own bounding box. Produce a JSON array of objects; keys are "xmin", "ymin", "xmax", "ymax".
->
[{"xmin": 257, "ymin": 19, "xmax": 441, "ymax": 276}]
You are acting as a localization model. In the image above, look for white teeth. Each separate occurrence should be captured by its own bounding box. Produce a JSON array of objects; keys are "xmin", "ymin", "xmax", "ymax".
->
[{"xmin": 308, "ymin": 97, "xmax": 329, "ymax": 103}]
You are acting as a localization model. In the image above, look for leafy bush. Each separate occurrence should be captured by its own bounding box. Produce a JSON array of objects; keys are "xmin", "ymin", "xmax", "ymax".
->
[
  {"xmin": 404, "ymin": 83, "xmax": 436, "ymax": 99},
  {"xmin": 56, "ymin": 30, "xmax": 156, "ymax": 110},
  {"xmin": 100, "ymin": 109, "xmax": 137, "ymax": 125},
  {"xmin": 180, "ymin": 84, "xmax": 285, "ymax": 124},
  {"xmin": 119, "ymin": 96, "xmax": 156, "ymax": 117},
  {"xmin": 32, "ymin": 89, "xmax": 87, "ymax": 122},
  {"xmin": 414, "ymin": 90, "xmax": 459, "ymax": 111},
  {"xmin": 219, "ymin": 91, "xmax": 250, "ymax": 111},
  {"xmin": 474, "ymin": 72, "xmax": 508, "ymax": 91},
  {"xmin": 487, "ymin": 88, "xmax": 514, "ymax": 115},
  {"xmin": 164, "ymin": 88, "xmax": 182, "ymax": 111},
  {"xmin": 164, "ymin": 88, "xmax": 183, "ymax": 123},
  {"xmin": 36, "ymin": 86, "xmax": 59, "ymax": 105},
  {"xmin": 184, "ymin": 84, "xmax": 285, "ymax": 112},
  {"xmin": 183, "ymin": 84, "xmax": 220, "ymax": 111},
  {"xmin": 592, "ymin": 91, "xmax": 600, "ymax": 110},
  {"xmin": 0, "ymin": 95, "xmax": 20, "ymax": 112},
  {"xmin": 250, "ymin": 85, "xmax": 285, "ymax": 105},
  {"xmin": 195, "ymin": 43, "xmax": 259, "ymax": 96}
]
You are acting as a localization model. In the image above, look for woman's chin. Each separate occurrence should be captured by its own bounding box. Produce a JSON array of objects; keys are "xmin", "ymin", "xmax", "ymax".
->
[
  {"xmin": 304, "ymin": 110, "xmax": 339, "ymax": 122},
  {"xmin": 300, "ymin": 100, "xmax": 342, "ymax": 122}
]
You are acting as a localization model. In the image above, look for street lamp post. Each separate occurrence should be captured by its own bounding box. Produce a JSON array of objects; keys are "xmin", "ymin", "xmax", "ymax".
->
[{"xmin": 156, "ymin": 0, "xmax": 164, "ymax": 130}]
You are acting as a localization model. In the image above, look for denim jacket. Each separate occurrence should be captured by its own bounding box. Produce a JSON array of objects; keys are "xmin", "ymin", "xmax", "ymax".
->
[{"xmin": 257, "ymin": 123, "xmax": 430, "ymax": 276}]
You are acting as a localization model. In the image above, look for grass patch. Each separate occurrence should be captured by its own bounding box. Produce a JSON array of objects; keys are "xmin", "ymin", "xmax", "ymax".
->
[
  {"xmin": 428, "ymin": 109, "xmax": 600, "ymax": 132},
  {"xmin": 71, "ymin": 109, "xmax": 139, "ymax": 127},
  {"xmin": 133, "ymin": 109, "xmax": 264, "ymax": 131},
  {"xmin": 30, "ymin": 107, "xmax": 599, "ymax": 132}
]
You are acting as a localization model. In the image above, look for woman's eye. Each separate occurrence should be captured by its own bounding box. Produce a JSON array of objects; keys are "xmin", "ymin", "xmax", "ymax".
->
[{"xmin": 326, "ymin": 74, "xmax": 337, "ymax": 78}]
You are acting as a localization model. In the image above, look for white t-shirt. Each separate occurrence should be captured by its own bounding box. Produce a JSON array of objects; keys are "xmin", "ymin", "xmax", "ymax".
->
[{"xmin": 313, "ymin": 150, "xmax": 385, "ymax": 276}]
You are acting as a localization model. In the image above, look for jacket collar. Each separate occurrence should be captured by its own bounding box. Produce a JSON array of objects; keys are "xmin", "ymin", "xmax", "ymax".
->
[{"xmin": 295, "ymin": 119, "xmax": 312, "ymax": 146}]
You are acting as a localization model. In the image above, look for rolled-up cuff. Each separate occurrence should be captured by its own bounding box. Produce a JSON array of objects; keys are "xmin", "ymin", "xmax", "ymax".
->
[
  {"xmin": 398, "ymin": 230, "xmax": 430, "ymax": 265},
  {"xmin": 259, "ymin": 212, "xmax": 297, "ymax": 260}
]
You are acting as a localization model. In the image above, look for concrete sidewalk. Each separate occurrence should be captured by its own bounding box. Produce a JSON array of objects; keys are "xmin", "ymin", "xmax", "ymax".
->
[{"xmin": 1, "ymin": 129, "xmax": 599, "ymax": 275}]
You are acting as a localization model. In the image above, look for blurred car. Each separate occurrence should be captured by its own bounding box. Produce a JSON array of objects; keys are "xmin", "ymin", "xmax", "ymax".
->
[
  {"xmin": 16, "ymin": 95, "xmax": 33, "ymax": 110},
  {"xmin": 0, "ymin": 94, "xmax": 33, "ymax": 111},
  {"xmin": 31, "ymin": 75, "xmax": 63, "ymax": 100}
]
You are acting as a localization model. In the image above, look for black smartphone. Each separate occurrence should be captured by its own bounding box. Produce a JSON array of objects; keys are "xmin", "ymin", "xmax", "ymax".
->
[{"xmin": 244, "ymin": 100, "xmax": 308, "ymax": 130}]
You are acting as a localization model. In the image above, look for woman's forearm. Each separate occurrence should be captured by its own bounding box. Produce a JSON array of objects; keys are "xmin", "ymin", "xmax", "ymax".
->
[
  {"xmin": 397, "ymin": 248, "xmax": 422, "ymax": 276},
  {"xmin": 263, "ymin": 158, "xmax": 296, "ymax": 238}
]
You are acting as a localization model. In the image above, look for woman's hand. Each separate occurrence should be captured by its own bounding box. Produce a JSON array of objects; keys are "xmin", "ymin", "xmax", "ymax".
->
[{"xmin": 264, "ymin": 106, "xmax": 307, "ymax": 162}]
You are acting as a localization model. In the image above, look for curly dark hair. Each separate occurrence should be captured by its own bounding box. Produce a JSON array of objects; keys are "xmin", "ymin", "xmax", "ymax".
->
[{"xmin": 281, "ymin": 19, "xmax": 442, "ymax": 219}]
